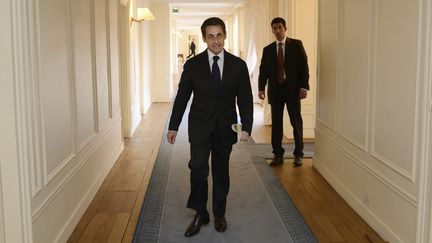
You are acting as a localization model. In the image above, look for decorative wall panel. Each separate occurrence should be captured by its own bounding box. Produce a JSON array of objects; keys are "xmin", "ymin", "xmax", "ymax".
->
[
  {"xmin": 317, "ymin": 0, "xmax": 339, "ymax": 129},
  {"xmin": 72, "ymin": 0, "xmax": 96, "ymax": 149},
  {"xmin": 95, "ymin": 0, "xmax": 110, "ymax": 127},
  {"xmin": 338, "ymin": 0, "xmax": 370, "ymax": 148},
  {"xmin": 372, "ymin": 0, "xmax": 419, "ymax": 177},
  {"xmin": 39, "ymin": 0, "xmax": 74, "ymax": 175}
]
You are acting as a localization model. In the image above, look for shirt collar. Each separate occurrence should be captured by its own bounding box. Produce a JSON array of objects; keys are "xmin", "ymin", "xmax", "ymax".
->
[
  {"xmin": 276, "ymin": 37, "xmax": 287, "ymax": 46},
  {"xmin": 207, "ymin": 49, "xmax": 225, "ymax": 62}
]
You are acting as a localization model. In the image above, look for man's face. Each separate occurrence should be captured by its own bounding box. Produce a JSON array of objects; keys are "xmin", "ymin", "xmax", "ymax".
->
[
  {"xmin": 203, "ymin": 25, "xmax": 226, "ymax": 55},
  {"xmin": 271, "ymin": 23, "xmax": 287, "ymax": 41}
]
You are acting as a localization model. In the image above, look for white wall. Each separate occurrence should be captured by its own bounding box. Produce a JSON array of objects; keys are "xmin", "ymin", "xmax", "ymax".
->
[
  {"xmin": 1, "ymin": 0, "xmax": 124, "ymax": 242},
  {"xmin": 152, "ymin": 3, "xmax": 172, "ymax": 102},
  {"xmin": 128, "ymin": 0, "xmax": 143, "ymax": 135},
  {"xmin": 316, "ymin": 0, "xmax": 432, "ymax": 242},
  {"xmin": 141, "ymin": 14, "xmax": 154, "ymax": 113},
  {"xmin": 0, "ymin": 0, "xmax": 33, "ymax": 241},
  {"xmin": 119, "ymin": 0, "xmax": 152, "ymax": 136}
]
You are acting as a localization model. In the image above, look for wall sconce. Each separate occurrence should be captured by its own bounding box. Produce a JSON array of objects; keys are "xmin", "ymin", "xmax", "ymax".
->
[{"xmin": 131, "ymin": 8, "xmax": 156, "ymax": 23}]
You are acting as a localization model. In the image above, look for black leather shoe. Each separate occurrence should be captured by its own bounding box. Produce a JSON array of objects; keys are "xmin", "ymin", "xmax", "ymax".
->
[
  {"xmin": 293, "ymin": 157, "xmax": 303, "ymax": 167},
  {"xmin": 214, "ymin": 216, "xmax": 227, "ymax": 232},
  {"xmin": 269, "ymin": 157, "xmax": 284, "ymax": 166},
  {"xmin": 184, "ymin": 213, "xmax": 210, "ymax": 237}
]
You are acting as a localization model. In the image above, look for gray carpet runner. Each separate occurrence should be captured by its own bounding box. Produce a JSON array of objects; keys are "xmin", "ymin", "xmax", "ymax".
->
[{"xmin": 133, "ymin": 115, "xmax": 316, "ymax": 243}]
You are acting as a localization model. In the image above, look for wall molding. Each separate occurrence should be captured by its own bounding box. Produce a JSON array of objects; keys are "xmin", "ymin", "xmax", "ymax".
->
[
  {"xmin": 40, "ymin": 0, "xmax": 79, "ymax": 185},
  {"xmin": 313, "ymin": 157, "xmax": 404, "ymax": 243},
  {"xmin": 334, "ymin": 0, "xmax": 343, "ymax": 134},
  {"xmin": 415, "ymin": 0, "xmax": 432, "ymax": 241},
  {"xmin": 338, "ymin": 132, "xmax": 366, "ymax": 153},
  {"xmin": 106, "ymin": 0, "xmax": 113, "ymax": 120},
  {"xmin": 369, "ymin": 152, "xmax": 414, "ymax": 181},
  {"xmin": 369, "ymin": 0, "xmax": 421, "ymax": 183},
  {"xmin": 10, "ymin": 0, "xmax": 36, "ymax": 241},
  {"xmin": 335, "ymin": 0, "xmax": 371, "ymax": 154},
  {"xmin": 32, "ymin": 117, "xmax": 121, "ymax": 221},
  {"xmin": 54, "ymin": 139, "xmax": 123, "ymax": 242},
  {"xmin": 47, "ymin": 153, "xmax": 76, "ymax": 183},
  {"xmin": 91, "ymin": 0, "xmax": 100, "ymax": 133},
  {"xmin": 366, "ymin": 0, "xmax": 378, "ymax": 155},
  {"xmin": 66, "ymin": 0, "xmax": 78, "ymax": 159},
  {"xmin": 367, "ymin": 0, "xmax": 417, "ymax": 182},
  {"xmin": 316, "ymin": 127, "xmax": 418, "ymax": 207},
  {"xmin": 26, "ymin": 0, "xmax": 46, "ymax": 197}
]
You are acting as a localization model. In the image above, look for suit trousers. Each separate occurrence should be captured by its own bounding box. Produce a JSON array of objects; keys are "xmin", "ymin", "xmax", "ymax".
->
[
  {"xmin": 270, "ymin": 86, "xmax": 304, "ymax": 158},
  {"xmin": 187, "ymin": 124, "xmax": 232, "ymax": 217}
]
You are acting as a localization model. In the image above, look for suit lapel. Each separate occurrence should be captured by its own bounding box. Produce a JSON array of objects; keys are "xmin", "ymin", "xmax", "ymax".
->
[
  {"xmin": 270, "ymin": 42, "xmax": 278, "ymax": 74},
  {"xmin": 284, "ymin": 37, "xmax": 291, "ymax": 65},
  {"xmin": 199, "ymin": 50, "xmax": 211, "ymax": 78},
  {"xmin": 221, "ymin": 50, "xmax": 232, "ymax": 87},
  {"xmin": 270, "ymin": 41, "xmax": 277, "ymax": 62}
]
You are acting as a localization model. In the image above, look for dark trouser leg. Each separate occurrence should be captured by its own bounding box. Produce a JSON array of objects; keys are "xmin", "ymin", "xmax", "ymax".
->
[
  {"xmin": 210, "ymin": 143, "xmax": 232, "ymax": 217},
  {"xmin": 271, "ymin": 100, "xmax": 285, "ymax": 157},
  {"xmin": 187, "ymin": 143, "xmax": 211, "ymax": 215},
  {"xmin": 286, "ymin": 98, "xmax": 304, "ymax": 157}
]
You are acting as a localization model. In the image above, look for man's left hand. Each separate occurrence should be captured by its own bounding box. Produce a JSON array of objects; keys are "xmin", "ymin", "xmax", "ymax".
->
[
  {"xmin": 240, "ymin": 131, "xmax": 250, "ymax": 142},
  {"xmin": 299, "ymin": 89, "xmax": 308, "ymax": 99}
]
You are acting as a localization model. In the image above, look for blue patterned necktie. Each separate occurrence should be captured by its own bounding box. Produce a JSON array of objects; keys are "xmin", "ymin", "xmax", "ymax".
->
[{"xmin": 212, "ymin": 55, "xmax": 221, "ymax": 89}]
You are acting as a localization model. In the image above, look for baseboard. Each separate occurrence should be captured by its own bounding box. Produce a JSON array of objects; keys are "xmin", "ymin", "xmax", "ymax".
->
[
  {"xmin": 53, "ymin": 137, "xmax": 124, "ymax": 243},
  {"xmin": 313, "ymin": 158, "xmax": 404, "ymax": 243}
]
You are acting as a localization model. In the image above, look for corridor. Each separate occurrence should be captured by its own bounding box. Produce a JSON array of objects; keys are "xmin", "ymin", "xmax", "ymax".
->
[
  {"xmin": 2, "ymin": 0, "xmax": 432, "ymax": 242},
  {"xmin": 68, "ymin": 104, "xmax": 385, "ymax": 242}
]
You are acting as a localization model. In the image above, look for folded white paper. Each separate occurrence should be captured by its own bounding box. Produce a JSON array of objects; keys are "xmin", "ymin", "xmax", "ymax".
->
[{"xmin": 231, "ymin": 123, "xmax": 242, "ymax": 134}]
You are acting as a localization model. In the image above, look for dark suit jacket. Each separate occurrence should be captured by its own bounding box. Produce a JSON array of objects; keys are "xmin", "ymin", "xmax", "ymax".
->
[
  {"xmin": 258, "ymin": 38, "xmax": 309, "ymax": 104},
  {"xmin": 169, "ymin": 50, "xmax": 253, "ymax": 145}
]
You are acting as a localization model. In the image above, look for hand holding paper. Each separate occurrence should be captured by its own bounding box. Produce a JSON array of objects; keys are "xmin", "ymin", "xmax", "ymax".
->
[
  {"xmin": 239, "ymin": 131, "xmax": 250, "ymax": 142},
  {"xmin": 231, "ymin": 124, "xmax": 249, "ymax": 142}
]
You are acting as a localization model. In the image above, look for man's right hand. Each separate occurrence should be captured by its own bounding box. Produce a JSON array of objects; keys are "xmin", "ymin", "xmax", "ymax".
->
[
  {"xmin": 258, "ymin": 91, "xmax": 265, "ymax": 100},
  {"xmin": 167, "ymin": 130, "xmax": 177, "ymax": 144}
]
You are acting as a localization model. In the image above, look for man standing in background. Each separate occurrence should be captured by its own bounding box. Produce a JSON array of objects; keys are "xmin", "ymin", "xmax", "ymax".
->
[{"xmin": 258, "ymin": 17, "xmax": 309, "ymax": 167}]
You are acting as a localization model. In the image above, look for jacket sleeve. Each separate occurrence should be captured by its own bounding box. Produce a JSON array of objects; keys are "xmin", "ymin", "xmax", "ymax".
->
[
  {"xmin": 297, "ymin": 40, "xmax": 310, "ymax": 90},
  {"xmin": 258, "ymin": 47, "xmax": 268, "ymax": 92},
  {"xmin": 237, "ymin": 61, "xmax": 254, "ymax": 135},
  {"xmin": 168, "ymin": 61, "xmax": 193, "ymax": 131}
]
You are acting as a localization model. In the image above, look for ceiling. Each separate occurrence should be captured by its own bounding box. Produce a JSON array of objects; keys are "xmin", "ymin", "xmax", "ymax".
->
[{"xmin": 154, "ymin": 0, "xmax": 245, "ymax": 30}]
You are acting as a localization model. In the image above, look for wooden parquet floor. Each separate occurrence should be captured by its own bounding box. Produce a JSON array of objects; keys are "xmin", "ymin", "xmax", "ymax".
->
[{"xmin": 68, "ymin": 103, "xmax": 386, "ymax": 243}]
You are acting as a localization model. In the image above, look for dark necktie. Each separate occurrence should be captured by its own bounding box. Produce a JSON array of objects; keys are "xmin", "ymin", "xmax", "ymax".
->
[
  {"xmin": 277, "ymin": 43, "xmax": 284, "ymax": 83},
  {"xmin": 212, "ymin": 55, "xmax": 221, "ymax": 89}
]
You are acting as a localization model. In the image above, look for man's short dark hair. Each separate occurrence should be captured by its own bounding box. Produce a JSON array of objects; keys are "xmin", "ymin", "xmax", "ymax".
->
[
  {"xmin": 201, "ymin": 17, "xmax": 226, "ymax": 37},
  {"xmin": 271, "ymin": 17, "xmax": 286, "ymax": 28}
]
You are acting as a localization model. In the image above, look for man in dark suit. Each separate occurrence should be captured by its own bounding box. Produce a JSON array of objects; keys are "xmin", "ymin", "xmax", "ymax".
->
[
  {"xmin": 258, "ymin": 17, "xmax": 309, "ymax": 167},
  {"xmin": 167, "ymin": 17, "xmax": 253, "ymax": 237}
]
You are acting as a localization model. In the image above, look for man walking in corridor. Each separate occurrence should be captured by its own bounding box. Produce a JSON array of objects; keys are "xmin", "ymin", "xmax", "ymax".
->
[
  {"xmin": 167, "ymin": 17, "xmax": 253, "ymax": 237},
  {"xmin": 258, "ymin": 17, "xmax": 309, "ymax": 167},
  {"xmin": 186, "ymin": 38, "xmax": 196, "ymax": 59}
]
